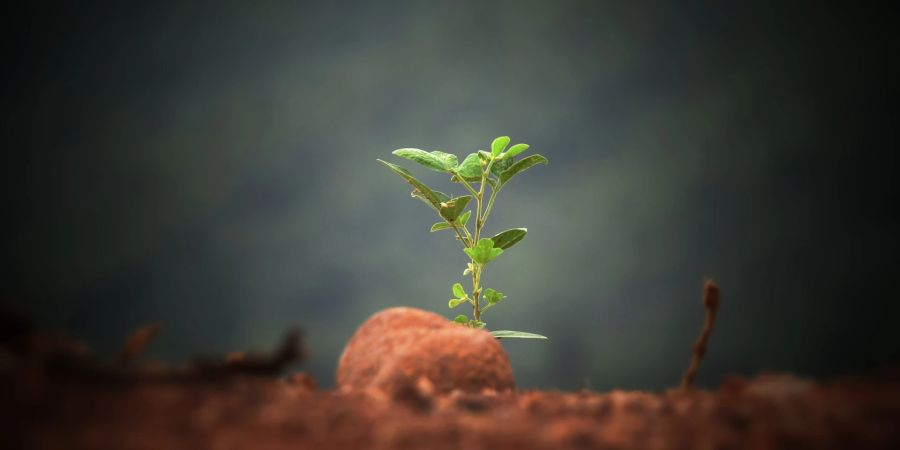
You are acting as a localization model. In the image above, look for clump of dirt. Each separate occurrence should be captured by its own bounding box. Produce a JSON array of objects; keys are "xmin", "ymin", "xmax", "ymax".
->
[{"xmin": 337, "ymin": 307, "xmax": 514, "ymax": 395}]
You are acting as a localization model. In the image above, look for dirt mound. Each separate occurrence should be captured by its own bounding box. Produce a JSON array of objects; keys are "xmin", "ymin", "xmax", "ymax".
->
[{"xmin": 336, "ymin": 307, "xmax": 515, "ymax": 395}]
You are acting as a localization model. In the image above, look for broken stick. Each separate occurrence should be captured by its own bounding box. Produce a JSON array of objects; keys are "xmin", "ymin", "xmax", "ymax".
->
[{"xmin": 680, "ymin": 280, "xmax": 720, "ymax": 390}]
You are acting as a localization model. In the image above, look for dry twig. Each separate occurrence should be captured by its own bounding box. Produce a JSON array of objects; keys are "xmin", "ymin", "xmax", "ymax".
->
[{"xmin": 681, "ymin": 279, "xmax": 720, "ymax": 390}]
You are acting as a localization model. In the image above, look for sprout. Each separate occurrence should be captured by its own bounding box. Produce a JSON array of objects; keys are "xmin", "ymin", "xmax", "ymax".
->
[{"xmin": 377, "ymin": 136, "xmax": 549, "ymax": 340}]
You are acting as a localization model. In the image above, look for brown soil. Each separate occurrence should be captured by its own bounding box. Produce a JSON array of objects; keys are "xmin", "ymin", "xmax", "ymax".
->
[
  {"xmin": 2, "ymin": 308, "xmax": 899, "ymax": 450},
  {"xmin": 4, "ymin": 368, "xmax": 899, "ymax": 450}
]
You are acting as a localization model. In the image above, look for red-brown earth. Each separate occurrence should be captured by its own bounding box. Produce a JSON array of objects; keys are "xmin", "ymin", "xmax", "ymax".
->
[
  {"xmin": 2, "ymin": 307, "xmax": 899, "ymax": 450},
  {"xmin": 337, "ymin": 308, "xmax": 514, "ymax": 395}
]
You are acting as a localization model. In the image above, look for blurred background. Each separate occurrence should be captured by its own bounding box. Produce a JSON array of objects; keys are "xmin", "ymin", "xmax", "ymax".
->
[{"xmin": 3, "ymin": 0, "xmax": 896, "ymax": 390}]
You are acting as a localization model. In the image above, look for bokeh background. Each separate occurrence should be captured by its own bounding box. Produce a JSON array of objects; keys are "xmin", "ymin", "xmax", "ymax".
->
[{"xmin": 4, "ymin": 1, "xmax": 897, "ymax": 390}]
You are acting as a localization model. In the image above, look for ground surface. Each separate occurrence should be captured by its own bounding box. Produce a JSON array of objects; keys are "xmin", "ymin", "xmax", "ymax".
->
[
  {"xmin": 2, "ymin": 309, "xmax": 898, "ymax": 449},
  {"xmin": 4, "ymin": 367, "xmax": 899, "ymax": 450}
]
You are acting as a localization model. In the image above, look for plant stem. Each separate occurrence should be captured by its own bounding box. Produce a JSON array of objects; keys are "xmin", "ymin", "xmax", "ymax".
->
[
  {"xmin": 460, "ymin": 224, "xmax": 473, "ymax": 242},
  {"xmin": 456, "ymin": 174, "xmax": 479, "ymax": 199},
  {"xmin": 471, "ymin": 265, "xmax": 481, "ymax": 321},
  {"xmin": 469, "ymin": 157, "xmax": 497, "ymax": 324},
  {"xmin": 451, "ymin": 224, "xmax": 469, "ymax": 247},
  {"xmin": 473, "ymin": 194, "xmax": 483, "ymax": 243},
  {"xmin": 471, "ymin": 192, "xmax": 484, "ymax": 320},
  {"xmin": 473, "ymin": 160, "xmax": 494, "ymax": 242},
  {"xmin": 481, "ymin": 186, "xmax": 501, "ymax": 224}
]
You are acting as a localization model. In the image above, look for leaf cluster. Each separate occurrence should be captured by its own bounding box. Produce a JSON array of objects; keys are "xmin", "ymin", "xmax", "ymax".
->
[{"xmin": 378, "ymin": 136, "xmax": 548, "ymax": 340}]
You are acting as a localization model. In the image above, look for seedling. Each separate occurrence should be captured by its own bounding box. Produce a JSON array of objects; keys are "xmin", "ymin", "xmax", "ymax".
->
[{"xmin": 378, "ymin": 136, "xmax": 549, "ymax": 340}]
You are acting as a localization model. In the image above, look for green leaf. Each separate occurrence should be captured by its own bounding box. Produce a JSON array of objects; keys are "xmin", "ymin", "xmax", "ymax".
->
[
  {"xmin": 478, "ymin": 150, "xmax": 492, "ymax": 161},
  {"xmin": 490, "ymin": 330, "xmax": 548, "ymax": 339},
  {"xmin": 430, "ymin": 222, "xmax": 453, "ymax": 232},
  {"xmin": 499, "ymin": 154, "xmax": 549, "ymax": 186},
  {"xmin": 392, "ymin": 148, "xmax": 457, "ymax": 172},
  {"xmin": 420, "ymin": 189, "xmax": 450, "ymax": 202},
  {"xmin": 412, "ymin": 189, "xmax": 449, "ymax": 211},
  {"xmin": 490, "ymin": 153, "xmax": 514, "ymax": 177},
  {"xmin": 472, "ymin": 320, "xmax": 487, "ymax": 329},
  {"xmin": 502, "ymin": 143, "xmax": 529, "ymax": 159},
  {"xmin": 378, "ymin": 160, "xmax": 446, "ymax": 210},
  {"xmin": 491, "ymin": 136, "xmax": 510, "ymax": 157},
  {"xmin": 454, "ymin": 153, "xmax": 482, "ymax": 181},
  {"xmin": 463, "ymin": 262, "xmax": 474, "ymax": 276},
  {"xmin": 452, "ymin": 282, "xmax": 466, "ymax": 298},
  {"xmin": 463, "ymin": 238, "xmax": 504, "ymax": 264},
  {"xmin": 453, "ymin": 314, "xmax": 468, "ymax": 324},
  {"xmin": 458, "ymin": 210, "xmax": 471, "ymax": 226},
  {"xmin": 429, "ymin": 151, "xmax": 459, "ymax": 169},
  {"xmin": 448, "ymin": 298, "xmax": 465, "ymax": 308},
  {"xmin": 483, "ymin": 288, "xmax": 506, "ymax": 304},
  {"xmin": 490, "ymin": 228, "xmax": 527, "ymax": 250},
  {"xmin": 439, "ymin": 195, "xmax": 472, "ymax": 222}
]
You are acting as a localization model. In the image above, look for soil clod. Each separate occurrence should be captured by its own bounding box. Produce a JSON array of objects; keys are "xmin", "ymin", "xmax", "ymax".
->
[{"xmin": 337, "ymin": 307, "xmax": 515, "ymax": 395}]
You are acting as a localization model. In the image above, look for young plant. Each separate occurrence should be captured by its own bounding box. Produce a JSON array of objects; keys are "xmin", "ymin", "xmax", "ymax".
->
[{"xmin": 378, "ymin": 136, "xmax": 549, "ymax": 340}]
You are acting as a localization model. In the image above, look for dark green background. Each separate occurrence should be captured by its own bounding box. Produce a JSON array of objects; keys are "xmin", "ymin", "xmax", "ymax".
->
[{"xmin": 4, "ymin": 1, "xmax": 897, "ymax": 390}]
